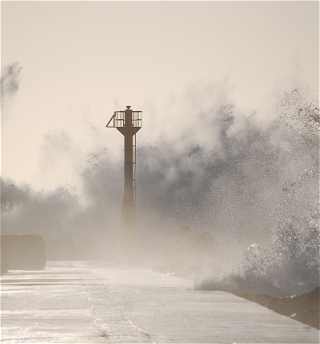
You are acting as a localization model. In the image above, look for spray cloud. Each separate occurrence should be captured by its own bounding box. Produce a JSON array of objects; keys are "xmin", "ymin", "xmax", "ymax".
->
[{"xmin": 1, "ymin": 77, "xmax": 318, "ymax": 294}]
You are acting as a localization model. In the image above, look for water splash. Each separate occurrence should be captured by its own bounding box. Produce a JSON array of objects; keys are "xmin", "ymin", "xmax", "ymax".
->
[
  {"xmin": 1, "ymin": 79, "xmax": 319, "ymax": 292},
  {"xmin": 196, "ymin": 90, "xmax": 319, "ymax": 296}
]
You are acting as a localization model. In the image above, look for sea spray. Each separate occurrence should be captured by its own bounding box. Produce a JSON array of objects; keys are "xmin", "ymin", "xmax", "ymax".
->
[
  {"xmin": 196, "ymin": 217, "xmax": 319, "ymax": 297},
  {"xmin": 1, "ymin": 80, "xmax": 318, "ymax": 288},
  {"xmin": 195, "ymin": 90, "xmax": 319, "ymax": 296}
]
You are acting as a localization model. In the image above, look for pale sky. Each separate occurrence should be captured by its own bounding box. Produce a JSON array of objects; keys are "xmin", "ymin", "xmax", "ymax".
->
[{"xmin": 1, "ymin": 1, "xmax": 319, "ymax": 190}]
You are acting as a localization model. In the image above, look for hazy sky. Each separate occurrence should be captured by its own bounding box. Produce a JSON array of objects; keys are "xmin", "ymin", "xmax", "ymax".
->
[{"xmin": 1, "ymin": 1, "xmax": 319, "ymax": 190}]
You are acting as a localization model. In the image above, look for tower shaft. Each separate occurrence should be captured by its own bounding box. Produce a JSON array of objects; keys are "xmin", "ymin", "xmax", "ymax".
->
[{"xmin": 122, "ymin": 132, "xmax": 136, "ymax": 229}]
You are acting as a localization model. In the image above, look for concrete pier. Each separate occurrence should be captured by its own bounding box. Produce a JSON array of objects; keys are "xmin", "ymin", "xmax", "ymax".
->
[{"xmin": 0, "ymin": 261, "xmax": 318, "ymax": 343}]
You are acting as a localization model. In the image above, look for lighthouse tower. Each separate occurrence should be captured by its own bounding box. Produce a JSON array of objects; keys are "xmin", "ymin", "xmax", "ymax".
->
[{"xmin": 106, "ymin": 106, "xmax": 142, "ymax": 261}]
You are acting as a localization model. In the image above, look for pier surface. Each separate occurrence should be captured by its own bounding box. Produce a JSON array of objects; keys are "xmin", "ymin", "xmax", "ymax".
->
[{"xmin": 1, "ymin": 261, "xmax": 318, "ymax": 343}]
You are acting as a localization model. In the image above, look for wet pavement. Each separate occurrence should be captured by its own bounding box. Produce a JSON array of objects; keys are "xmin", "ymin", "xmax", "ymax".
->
[{"xmin": 0, "ymin": 261, "xmax": 318, "ymax": 343}]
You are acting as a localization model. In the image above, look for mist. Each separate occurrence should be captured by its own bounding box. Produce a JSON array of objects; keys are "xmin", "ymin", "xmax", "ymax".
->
[
  {"xmin": 1, "ymin": 77, "xmax": 318, "ymax": 294},
  {"xmin": 1, "ymin": 62, "xmax": 22, "ymax": 101},
  {"xmin": 1, "ymin": 62, "xmax": 22, "ymax": 124}
]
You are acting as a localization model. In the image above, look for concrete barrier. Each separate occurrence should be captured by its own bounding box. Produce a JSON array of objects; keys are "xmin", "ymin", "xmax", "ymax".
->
[{"xmin": 1, "ymin": 234, "xmax": 46, "ymax": 273}]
